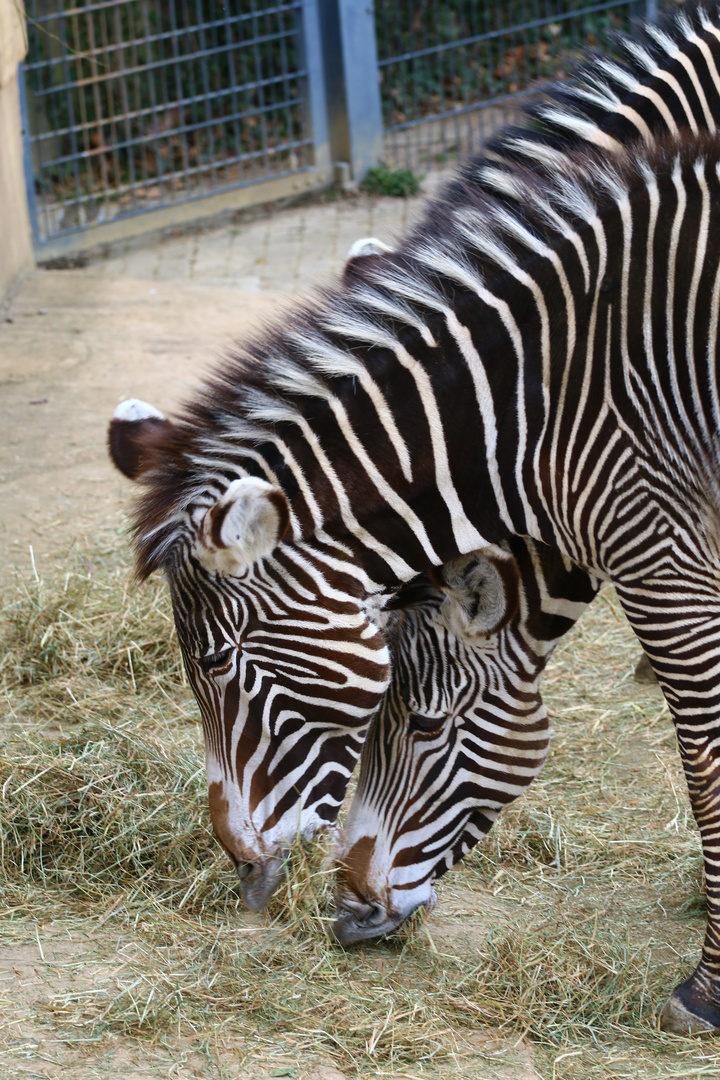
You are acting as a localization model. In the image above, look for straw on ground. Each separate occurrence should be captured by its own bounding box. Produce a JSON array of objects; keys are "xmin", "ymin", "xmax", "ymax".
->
[{"xmin": 1, "ymin": 542, "xmax": 718, "ymax": 1078}]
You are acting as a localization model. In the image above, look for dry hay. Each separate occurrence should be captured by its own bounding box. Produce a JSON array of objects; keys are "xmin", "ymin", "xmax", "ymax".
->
[{"xmin": 1, "ymin": 543, "xmax": 720, "ymax": 1078}]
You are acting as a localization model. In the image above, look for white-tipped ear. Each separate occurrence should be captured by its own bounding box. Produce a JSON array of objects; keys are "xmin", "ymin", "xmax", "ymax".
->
[
  {"xmin": 343, "ymin": 238, "xmax": 394, "ymax": 285},
  {"xmin": 108, "ymin": 398, "xmax": 174, "ymax": 480},
  {"xmin": 346, "ymin": 237, "xmax": 393, "ymax": 259},
  {"xmin": 194, "ymin": 477, "xmax": 290, "ymax": 576},
  {"xmin": 113, "ymin": 398, "xmax": 164, "ymax": 422}
]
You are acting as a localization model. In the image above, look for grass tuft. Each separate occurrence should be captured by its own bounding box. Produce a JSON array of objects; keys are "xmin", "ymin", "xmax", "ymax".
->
[{"xmin": 360, "ymin": 165, "xmax": 421, "ymax": 198}]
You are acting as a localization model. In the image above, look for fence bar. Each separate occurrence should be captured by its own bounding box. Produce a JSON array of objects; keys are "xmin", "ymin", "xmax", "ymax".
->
[
  {"xmin": 17, "ymin": 64, "xmax": 40, "ymax": 248},
  {"xmin": 21, "ymin": 0, "xmax": 328, "ymax": 252},
  {"xmin": 300, "ymin": 0, "xmax": 331, "ymax": 179},
  {"xmin": 320, "ymin": 0, "xmax": 383, "ymax": 180},
  {"xmin": 376, "ymin": 0, "xmax": 655, "ymax": 175}
]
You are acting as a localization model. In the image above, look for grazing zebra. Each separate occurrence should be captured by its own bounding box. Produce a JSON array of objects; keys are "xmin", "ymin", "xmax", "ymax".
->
[
  {"xmin": 109, "ymin": 2, "xmax": 720, "ymax": 1031},
  {"xmin": 334, "ymin": 0, "xmax": 720, "ymax": 1026},
  {"xmin": 333, "ymin": 537, "xmax": 600, "ymax": 943}
]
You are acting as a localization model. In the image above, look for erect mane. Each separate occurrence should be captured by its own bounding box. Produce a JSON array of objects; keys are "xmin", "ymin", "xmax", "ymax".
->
[
  {"xmin": 490, "ymin": 0, "xmax": 720, "ymax": 160},
  {"xmin": 130, "ymin": 3, "xmax": 720, "ymax": 579}
]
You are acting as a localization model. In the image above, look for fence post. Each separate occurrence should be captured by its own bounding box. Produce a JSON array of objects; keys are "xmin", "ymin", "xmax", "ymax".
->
[
  {"xmin": 300, "ymin": 0, "xmax": 332, "ymax": 181},
  {"xmin": 17, "ymin": 63, "xmax": 40, "ymax": 251},
  {"xmin": 319, "ymin": 0, "xmax": 383, "ymax": 181}
]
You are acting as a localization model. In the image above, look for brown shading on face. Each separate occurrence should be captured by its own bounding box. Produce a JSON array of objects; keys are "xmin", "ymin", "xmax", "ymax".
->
[
  {"xmin": 207, "ymin": 781, "xmax": 239, "ymax": 860},
  {"xmin": 336, "ymin": 834, "xmax": 377, "ymax": 899}
]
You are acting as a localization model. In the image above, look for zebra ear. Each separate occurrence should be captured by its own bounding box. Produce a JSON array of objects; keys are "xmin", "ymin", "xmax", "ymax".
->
[
  {"xmin": 194, "ymin": 477, "xmax": 290, "ymax": 576},
  {"xmin": 108, "ymin": 399, "xmax": 175, "ymax": 480},
  {"xmin": 439, "ymin": 546, "xmax": 520, "ymax": 638},
  {"xmin": 342, "ymin": 237, "xmax": 393, "ymax": 284}
]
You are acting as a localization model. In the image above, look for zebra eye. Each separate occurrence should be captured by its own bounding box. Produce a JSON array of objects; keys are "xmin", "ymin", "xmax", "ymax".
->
[
  {"xmin": 199, "ymin": 646, "xmax": 233, "ymax": 673},
  {"xmin": 407, "ymin": 712, "xmax": 446, "ymax": 734}
]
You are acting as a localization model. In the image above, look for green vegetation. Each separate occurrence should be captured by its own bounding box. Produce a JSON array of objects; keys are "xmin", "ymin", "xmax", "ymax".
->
[{"xmin": 360, "ymin": 165, "xmax": 421, "ymax": 198}]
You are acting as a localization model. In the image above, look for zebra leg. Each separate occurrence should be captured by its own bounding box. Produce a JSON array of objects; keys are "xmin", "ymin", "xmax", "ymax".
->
[
  {"xmin": 661, "ymin": 716, "xmax": 720, "ymax": 1035},
  {"xmin": 616, "ymin": 582, "xmax": 720, "ymax": 1033}
]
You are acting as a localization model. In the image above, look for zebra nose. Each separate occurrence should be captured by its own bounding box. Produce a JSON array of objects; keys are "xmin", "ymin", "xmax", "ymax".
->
[
  {"xmin": 331, "ymin": 897, "xmax": 392, "ymax": 943},
  {"xmin": 343, "ymin": 897, "xmax": 386, "ymax": 923},
  {"xmin": 236, "ymin": 855, "xmax": 286, "ymax": 911}
]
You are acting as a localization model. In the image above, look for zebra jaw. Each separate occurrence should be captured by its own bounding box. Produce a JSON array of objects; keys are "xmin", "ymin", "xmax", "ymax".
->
[{"xmin": 332, "ymin": 823, "xmax": 440, "ymax": 943}]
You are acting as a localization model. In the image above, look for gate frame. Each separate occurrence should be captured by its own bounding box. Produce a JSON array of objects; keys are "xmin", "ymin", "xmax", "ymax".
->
[
  {"xmin": 20, "ymin": 0, "xmax": 332, "ymax": 261},
  {"xmin": 320, "ymin": 0, "xmax": 384, "ymax": 182}
]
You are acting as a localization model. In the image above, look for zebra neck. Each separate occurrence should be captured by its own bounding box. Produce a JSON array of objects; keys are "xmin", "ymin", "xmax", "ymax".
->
[{"xmin": 136, "ymin": 136, "xmax": 720, "ymax": 585}]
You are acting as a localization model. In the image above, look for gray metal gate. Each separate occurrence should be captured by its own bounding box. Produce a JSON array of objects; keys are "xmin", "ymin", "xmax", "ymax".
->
[
  {"xmin": 20, "ymin": 1, "xmax": 664, "ymax": 258},
  {"xmin": 20, "ymin": 0, "xmax": 330, "ymax": 257},
  {"xmin": 375, "ymin": 0, "xmax": 660, "ymax": 173}
]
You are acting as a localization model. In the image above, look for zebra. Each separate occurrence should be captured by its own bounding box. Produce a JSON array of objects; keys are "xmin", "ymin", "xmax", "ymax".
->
[
  {"xmin": 109, "ymin": 1, "xmax": 720, "ymax": 1031},
  {"xmin": 332, "ymin": 0, "xmax": 720, "ymax": 1017},
  {"xmin": 333, "ymin": 538, "xmax": 600, "ymax": 944}
]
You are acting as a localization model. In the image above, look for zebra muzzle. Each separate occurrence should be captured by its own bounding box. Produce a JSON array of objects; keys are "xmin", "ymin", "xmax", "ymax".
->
[
  {"xmin": 236, "ymin": 854, "xmax": 287, "ymax": 910},
  {"xmin": 331, "ymin": 898, "xmax": 403, "ymax": 944}
]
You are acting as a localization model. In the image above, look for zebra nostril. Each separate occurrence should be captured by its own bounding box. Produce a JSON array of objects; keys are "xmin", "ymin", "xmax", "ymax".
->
[
  {"xmin": 364, "ymin": 902, "xmax": 388, "ymax": 926},
  {"xmin": 332, "ymin": 897, "xmax": 398, "ymax": 944},
  {"xmin": 236, "ymin": 854, "xmax": 287, "ymax": 911},
  {"xmin": 346, "ymin": 898, "xmax": 373, "ymax": 921},
  {"xmin": 338, "ymin": 897, "xmax": 387, "ymax": 926},
  {"xmin": 236, "ymin": 860, "xmax": 259, "ymax": 882}
]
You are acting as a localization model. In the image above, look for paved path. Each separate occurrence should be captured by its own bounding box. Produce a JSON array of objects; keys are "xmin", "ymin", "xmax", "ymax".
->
[{"xmin": 0, "ymin": 182, "xmax": 446, "ymax": 575}]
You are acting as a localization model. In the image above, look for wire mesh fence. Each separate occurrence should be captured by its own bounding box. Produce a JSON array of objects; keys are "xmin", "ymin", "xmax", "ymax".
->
[
  {"xmin": 21, "ymin": 1, "xmax": 666, "ymax": 250},
  {"xmin": 375, "ymin": 0, "xmax": 654, "ymax": 173},
  {"xmin": 23, "ymin": 0, "xmax": 316, "ymax": 244}
]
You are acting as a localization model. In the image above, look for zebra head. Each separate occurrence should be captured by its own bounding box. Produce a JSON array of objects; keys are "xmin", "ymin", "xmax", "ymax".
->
[
  {"xmin": 333, "ymin": 540, "xmax": 599, "ymax": 943},
  {"xmin": 109, "ymin": 401, "xmax": 391, "ymax": 909}
]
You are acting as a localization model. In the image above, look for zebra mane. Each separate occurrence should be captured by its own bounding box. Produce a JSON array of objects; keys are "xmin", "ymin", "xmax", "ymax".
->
[
  {"xmin": 489, "ymin": 0, "xmax": 720, "ymax": 161},
  {"xmin": 131, "ymin": 2, "xmax": 720, "ymax": 578}
]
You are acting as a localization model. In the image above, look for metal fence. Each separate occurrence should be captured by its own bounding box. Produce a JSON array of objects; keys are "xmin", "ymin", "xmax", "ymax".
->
[
  {"xmin": 21, "ymin": 0, "xmax": 330, "ymax": 254},
  {"xmin": 376, "ymin": 0, "xmax": 658, "ymax": 173},
  {"xmin": 20, "ymin": 1, "xmax": 663, "ymax": 257}
]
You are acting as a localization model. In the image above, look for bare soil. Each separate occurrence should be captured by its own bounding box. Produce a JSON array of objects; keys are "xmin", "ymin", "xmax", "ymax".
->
[{"xmin": 0, "ymin": 269, "xmax": 284, "ymax": 572}]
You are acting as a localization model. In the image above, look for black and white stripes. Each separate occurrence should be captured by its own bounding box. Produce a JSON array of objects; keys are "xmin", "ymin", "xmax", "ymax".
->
[{"xmin": 334, "ymin": 538, "xmax": 600, "ymax": 942}]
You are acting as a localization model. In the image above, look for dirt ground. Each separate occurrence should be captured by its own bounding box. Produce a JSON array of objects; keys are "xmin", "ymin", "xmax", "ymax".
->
[
  {"xmin": 0, "ymin": 269, "xmax": 282, "ymax": 572},
  {"xmin": 1, "ymin": 198, "xmax": 718, "ymax": 1079}
]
